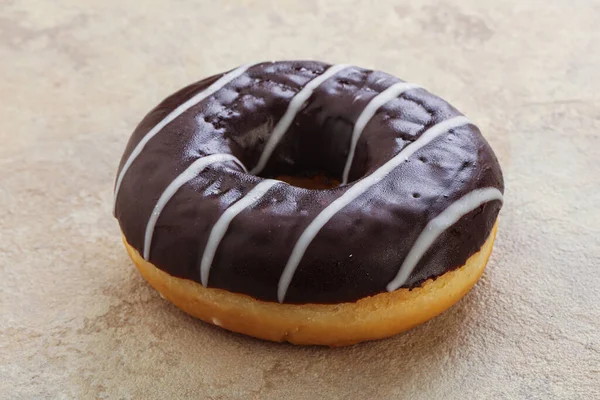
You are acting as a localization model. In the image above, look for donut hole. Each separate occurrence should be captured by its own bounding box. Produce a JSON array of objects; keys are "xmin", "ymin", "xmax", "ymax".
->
[
  {"xmin": 252, "ymin": 149, "xmax": 346, "ymax": 189},
  {"xmin": 248, "ymin": 113, "xmax": 369, "ymax": 190},
  {"xmin": 252, "ymin": 147, "xmax": 345, "ymax": 189}
]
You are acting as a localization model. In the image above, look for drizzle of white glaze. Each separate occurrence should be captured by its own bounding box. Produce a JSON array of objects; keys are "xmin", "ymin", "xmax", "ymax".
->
[
  {"xmin": 386, "ymin": 187, "xmax": 503, "ymax": 292},
  {"xmin": 277, "ymin": 116, "xmax": 471, "ymax": 303},
  {"xmin": 113, "ymin": 64, "xmax": 254, "ymax": 214},
  {"xmin": 341, "ymin": 82, "xmax": 421, "ymax": 184},
  {"xmin": 200, "ymin": 179, "xmax": 279, "ymax": 287},
  {"xmin": 249, "ymin": 64, "xmax": 351, "ymax": 175},
  {"xmin": 143, "ymin": 153, "xmax": 246, "ymax": 260}
]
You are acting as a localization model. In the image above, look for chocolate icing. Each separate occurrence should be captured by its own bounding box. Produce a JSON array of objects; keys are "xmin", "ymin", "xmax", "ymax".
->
[{"xmin": 114, "ymin": 61, "xmax": 504, "ymax": 304}]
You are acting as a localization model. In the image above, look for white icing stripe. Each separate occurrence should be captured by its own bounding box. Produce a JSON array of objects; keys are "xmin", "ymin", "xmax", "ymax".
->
[
  {"xmin": 341, "ymin": 82, "xmax": 421, "ymax": 184},
  {"xmin": 249, "ymin": 64, "xmax": 351, "ymax": 175},
  {"xmin": 386, "ymin": 187, "xmax": 503, "ymax": 292},
  {"xmin": 114, "ymin": 64, "xmax": 254, "ymax": 214},
  {"xmin": 143, "ymin": 153, "xmax": 245, "ymax": 260},
  {"xmin": 277, "ymin": 116, "xmax": 471, "ymax": 303},
  {"xmin": 200, "ymin": 179, "xmax": 279, "ymax": 287}
]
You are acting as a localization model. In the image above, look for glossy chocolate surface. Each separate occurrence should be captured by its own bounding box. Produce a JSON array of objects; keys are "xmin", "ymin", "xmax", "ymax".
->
[{"xmin": 115, "ymin": 61, "xmax": 504, "ymax": 304}]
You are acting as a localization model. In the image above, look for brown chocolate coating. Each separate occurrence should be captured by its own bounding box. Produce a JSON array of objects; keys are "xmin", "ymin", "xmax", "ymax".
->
[{"xmin": 114, "ymin": 61, "xmax": 504, "ymax": 304}]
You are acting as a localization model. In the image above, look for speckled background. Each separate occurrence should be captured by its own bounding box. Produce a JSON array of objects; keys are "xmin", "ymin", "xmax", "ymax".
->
[{"xmin": 1, "ymin": 0, "xmax": 599, "ymax": 399}]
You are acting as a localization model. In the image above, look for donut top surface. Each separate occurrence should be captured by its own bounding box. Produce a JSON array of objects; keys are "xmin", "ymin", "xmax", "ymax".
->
[{"xmin": 114, "ymin": 61, "xmax": 504, "ymax": 304}]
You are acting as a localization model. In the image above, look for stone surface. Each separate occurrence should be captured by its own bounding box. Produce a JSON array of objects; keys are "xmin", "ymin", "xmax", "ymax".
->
[{"xmin": 1, "ymin": 0, "xmax": 599, "ymax": 399}]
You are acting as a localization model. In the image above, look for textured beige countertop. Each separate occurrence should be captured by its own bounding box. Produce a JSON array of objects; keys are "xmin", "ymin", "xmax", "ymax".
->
[{"xmin": 2, "ymin": 0, "xmax": 599, "ymax": 399}]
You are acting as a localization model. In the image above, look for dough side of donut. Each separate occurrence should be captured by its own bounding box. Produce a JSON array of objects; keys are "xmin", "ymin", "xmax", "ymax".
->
[{"xmin": 124, "ymin": 222, "xmax": 497, "ymax": 346}]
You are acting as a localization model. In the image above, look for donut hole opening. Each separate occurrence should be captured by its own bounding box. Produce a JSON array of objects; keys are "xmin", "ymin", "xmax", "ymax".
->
[
  {"xmin": 241, "ymin": 102, "xmax": 370, "ymax": 189},
  {"xmin": 251, "ymin": 142, "xmax": 361, "ymax": 190},
  {"xmin": 247, "ymin": 129, "xmax": 350, "ymax": 190}
]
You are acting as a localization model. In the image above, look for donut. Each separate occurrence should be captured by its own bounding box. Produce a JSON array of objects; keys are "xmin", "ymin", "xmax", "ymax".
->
[{"xmin": 114, "ymin": 61, "xmax": 504, "ymax": 346}]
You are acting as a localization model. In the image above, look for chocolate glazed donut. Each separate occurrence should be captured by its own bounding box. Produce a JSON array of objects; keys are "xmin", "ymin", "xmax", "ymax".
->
[{"xmin": 114, "ymin": 61, "xmax": 504, "ymax": 305}]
